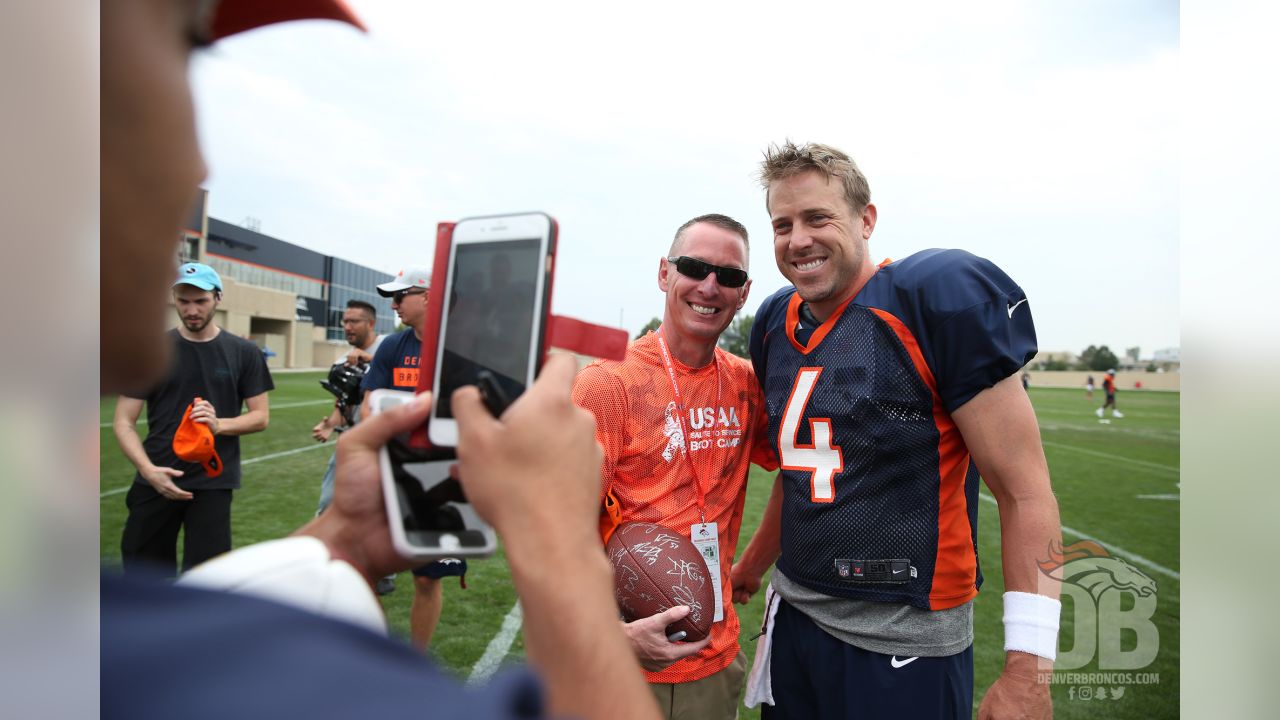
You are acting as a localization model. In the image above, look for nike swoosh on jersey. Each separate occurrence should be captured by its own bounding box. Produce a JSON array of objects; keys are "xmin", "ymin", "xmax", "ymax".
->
[
  {"xmin": 1006, "ymin": 298, "xmax": 1028, "ymax": 318},
  {"xmin": 890, "ymin": 656, "xmax": 919, "ymax": 669}
]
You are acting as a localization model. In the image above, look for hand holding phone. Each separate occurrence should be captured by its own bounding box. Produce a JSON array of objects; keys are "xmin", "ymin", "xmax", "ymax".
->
[
  {"xmin": 371, "ymin": 389, "xmax": 496, "ymax": 561},
  {"xmin": 476, "ymin": 370, "xmax": 512, "ymax": 416},
  {"xmin": 449, "ymin": 354, "xmax": 600, "ymax": 549},
  {"xmin": 298, "ymin": 390, "xmax": 437, "ymax": 581}
]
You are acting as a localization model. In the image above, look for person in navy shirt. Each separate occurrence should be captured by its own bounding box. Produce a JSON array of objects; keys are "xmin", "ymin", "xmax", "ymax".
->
[
  {"xmin": 360, "ymin": 264, "xmax": 470, "ymax": 650},
  {"xmin": 732, "ymin": 142, "xmax": 1062, "ymax": 720}
]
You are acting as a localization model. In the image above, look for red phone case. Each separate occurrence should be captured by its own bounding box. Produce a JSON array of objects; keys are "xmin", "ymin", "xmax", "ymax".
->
[{"xmin": 407, "ymin": 222, "xmax": 456, "ymax": 450}]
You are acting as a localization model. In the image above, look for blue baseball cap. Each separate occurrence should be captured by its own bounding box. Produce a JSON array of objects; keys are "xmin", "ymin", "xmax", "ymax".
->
[{"xmin": 174, "ymin": 263, "xmax": 222, "ymax": 292}]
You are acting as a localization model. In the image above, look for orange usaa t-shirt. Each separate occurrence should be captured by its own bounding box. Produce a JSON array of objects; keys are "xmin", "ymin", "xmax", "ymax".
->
[{"xmin": 571, "ymin": 331, "xmax": 779, "ymax": 685}]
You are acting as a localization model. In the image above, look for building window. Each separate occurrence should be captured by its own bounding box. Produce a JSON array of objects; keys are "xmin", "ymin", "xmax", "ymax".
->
[{"xmin": 178, "ymin": 233, "xmax": 199, "ymax": 264}]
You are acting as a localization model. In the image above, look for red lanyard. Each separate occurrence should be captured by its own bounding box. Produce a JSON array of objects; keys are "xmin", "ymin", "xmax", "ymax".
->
[{"xmin": 656, "ymin": 329, "xmax": 721, "ymax": 522}]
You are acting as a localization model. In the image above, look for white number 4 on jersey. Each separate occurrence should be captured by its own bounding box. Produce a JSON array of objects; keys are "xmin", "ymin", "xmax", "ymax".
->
[{"xmin": 778, "ymin": 368, "xmax": 845, "ymax": 502}]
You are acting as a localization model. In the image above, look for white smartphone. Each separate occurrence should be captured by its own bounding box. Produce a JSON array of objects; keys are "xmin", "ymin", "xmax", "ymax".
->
[
  {"xmin": 427, "ymin": 212, "xmax": 556, "ymax": 446},
  {"xmin": 370, "ymin": 389, "xmax": 497, "ymax": 560}
]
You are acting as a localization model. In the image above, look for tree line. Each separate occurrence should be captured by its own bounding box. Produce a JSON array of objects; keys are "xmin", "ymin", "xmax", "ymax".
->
[
  {"xmin": 1039, "ymin": 345, "xmax": 1160, "ymax": 372},
  {"xmin": 634, "ymin": 315, "xmax": 754, "ymax": 359}
]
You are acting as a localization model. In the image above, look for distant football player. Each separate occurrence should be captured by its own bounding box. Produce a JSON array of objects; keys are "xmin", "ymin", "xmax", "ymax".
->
[
  {"xmin": 1097, "ymin": 369, "xmax": 1124, "ymax": 418},
  {"xmin": 573, "ymin": 214, "xmax": 778, "ymax": 720},
  {"xmin": 732, "ymin": 142, "xmax": 1063, "ymax": 719}
]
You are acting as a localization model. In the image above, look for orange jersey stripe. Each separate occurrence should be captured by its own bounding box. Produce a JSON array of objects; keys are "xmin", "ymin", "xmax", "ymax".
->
[
  {"xmin": 784, "ymin": 292, "xmax": 858, "ymax": 354},
  {"xmin": 869, "ymin": 309, "xmax": 979, "ymax": 611}
]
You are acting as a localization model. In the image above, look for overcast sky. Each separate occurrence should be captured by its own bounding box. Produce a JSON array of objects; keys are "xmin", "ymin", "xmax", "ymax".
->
[{"xmin": 191, "ymin": 0, "xmax": 1178, "ymax": 357}]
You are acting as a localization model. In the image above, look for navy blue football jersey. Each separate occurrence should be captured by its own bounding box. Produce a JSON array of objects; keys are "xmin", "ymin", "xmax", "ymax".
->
[{"xmin": 749, "ymin": 249, "xmax": 1037, "ymax": 610}]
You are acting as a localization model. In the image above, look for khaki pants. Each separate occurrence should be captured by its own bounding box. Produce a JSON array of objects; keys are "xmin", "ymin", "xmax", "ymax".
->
[{"xmin": 649, "ymin": 650, "xmax": 747, "ymax": 720}]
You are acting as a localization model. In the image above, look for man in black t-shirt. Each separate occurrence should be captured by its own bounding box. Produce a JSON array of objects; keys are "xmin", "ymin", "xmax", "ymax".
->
[{"xmin": 114, "ymin": 263, "xmax": 274, "ymax": 577}]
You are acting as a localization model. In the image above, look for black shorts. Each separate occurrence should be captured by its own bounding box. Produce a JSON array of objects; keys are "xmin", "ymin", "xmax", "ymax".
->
[
  {"xmin": 413, "ymin": 558, "xmax": 468, "ymax": 579},
  {"xmin": 763, "ymin": 599, "xmax": 973, "ymax": 720}
]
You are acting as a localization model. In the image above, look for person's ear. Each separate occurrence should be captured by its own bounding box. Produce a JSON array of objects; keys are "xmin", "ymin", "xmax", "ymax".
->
[
  {"xmin": 658, "ymin": 256, "xmax": 673, "ymax": 292},
  {"xmin": 736, "ymin": 279, "xmax": 752, "ymax": 310}
]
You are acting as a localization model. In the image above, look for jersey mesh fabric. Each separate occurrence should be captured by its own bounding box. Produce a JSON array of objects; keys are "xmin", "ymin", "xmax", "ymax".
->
[
  {"xmin": 750, "ymin": 248, "xmax": 1038, "ymax": 614},
  {"xmin": 572, "ymin": 332, "xmax": 778, "ymax": 684},
  {"xmin": 764, "ymin": 301, "xmax": 972, "ymax": 609},
  {"xmin": 751, "ymin": 249, "xmax": 1037, "ymax": 654}
]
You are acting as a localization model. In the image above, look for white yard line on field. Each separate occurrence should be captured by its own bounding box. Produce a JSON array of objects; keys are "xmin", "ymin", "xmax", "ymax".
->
[
  {"xmin": 467, "ymin": 602, "xmax": 524, "ymax": 686},
  {"xmin": 99, "ymin": 399, "xmax": 333, "ymax": 427},
  {"xmin": 100, "ymin": 443, "xmax": 330, "ymax": 498},
  {"xmin": 978, "ymin": 493, "xmax": 1179, "ymax": 581},
  {"xmin": 1136, "ymin": 494, "xmax": 1180, "ymax": 501},
  {"xmin": 1040, "ymin": 440, "xmax": 1178, "ymax": 474}
]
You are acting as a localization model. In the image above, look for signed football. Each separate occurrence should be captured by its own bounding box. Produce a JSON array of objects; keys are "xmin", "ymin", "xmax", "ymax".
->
[{"xmin": 606, "ymin": 521, "xmax": 716, "ymax": 641}]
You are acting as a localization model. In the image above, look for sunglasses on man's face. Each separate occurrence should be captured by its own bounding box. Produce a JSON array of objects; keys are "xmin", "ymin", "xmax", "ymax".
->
[
  {"xmin": 392, "ymin": 288, "xmax": 426, "ymax": 304},
  {"xmin": 666, "ymin": 256, "xmax": 749, "ymax": 288}
]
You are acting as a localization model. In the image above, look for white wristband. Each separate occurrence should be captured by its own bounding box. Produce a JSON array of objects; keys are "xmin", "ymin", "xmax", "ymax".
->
[{"xmin": 1002, "ymin": 591, "xmax": 1061, "ymax": 661}]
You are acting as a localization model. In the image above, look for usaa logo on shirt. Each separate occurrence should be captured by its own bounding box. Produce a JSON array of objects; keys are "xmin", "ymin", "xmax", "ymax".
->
[
  {"xmin": 689, "ymin": 406, "xmax": 740, "ymax": 430},
  {"xmin": 686, "ymin": 405, "xmax": 743, "ymax": 452}
]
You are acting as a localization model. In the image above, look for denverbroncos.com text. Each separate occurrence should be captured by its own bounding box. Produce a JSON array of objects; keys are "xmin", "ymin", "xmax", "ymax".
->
[{"xmin": 1039, "ymin": 672, "xmax": 1160, "ymax": 685}]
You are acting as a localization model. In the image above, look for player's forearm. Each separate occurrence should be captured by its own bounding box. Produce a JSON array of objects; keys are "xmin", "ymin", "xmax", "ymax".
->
[
  {"xmin": 986, "ymin": 473, "xmax": 1062, "ymax": 692},
  {"xmin": 508, "ymin": 543, "xmax": 659, "ymax": 720},
  {"xmin": 216, "ymin": 408, "xmax": 270, "ymax": 436},
  {"xmin": 952, "ymin": 377, "xmax": 1061, "ymax": 595},
  {"xmin": 738, "ymin": 473, "xmax": 783, "ymax": 575},
  {"xmin": 994, "ymin": 482, "xmax": 1062, "ymax": 597}
]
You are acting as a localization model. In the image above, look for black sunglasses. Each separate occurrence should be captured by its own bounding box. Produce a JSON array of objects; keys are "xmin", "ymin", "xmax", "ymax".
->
[
  {"xmin": 392, "ymin": 288, "xmax": 427, "ymax": 303},
  {"xmin": 666, "ymin": 256, "xmax": 749, "ymax": 288}
]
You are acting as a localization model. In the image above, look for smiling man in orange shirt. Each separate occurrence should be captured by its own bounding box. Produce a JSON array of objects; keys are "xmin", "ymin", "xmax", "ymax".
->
[{"xmin": 573, "ymin": 214, "xmax": 779, "ymax": 719}]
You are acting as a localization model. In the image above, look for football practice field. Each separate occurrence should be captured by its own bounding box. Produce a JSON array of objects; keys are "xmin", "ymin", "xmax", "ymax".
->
[{"xmin": 101, "ymin": 374, "xmax": 1179, "ymax": 719}]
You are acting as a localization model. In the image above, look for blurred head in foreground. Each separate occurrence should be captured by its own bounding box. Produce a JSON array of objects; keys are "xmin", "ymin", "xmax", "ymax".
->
[{"xmin": 101, "ymin": 0, "xmax": 363, "ymax": 394}]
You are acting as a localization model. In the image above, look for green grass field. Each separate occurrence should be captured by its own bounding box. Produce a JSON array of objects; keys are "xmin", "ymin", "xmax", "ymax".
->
[{"xmin": 101, "ymin": 377, "xmax": 1179, "ymax": 717}]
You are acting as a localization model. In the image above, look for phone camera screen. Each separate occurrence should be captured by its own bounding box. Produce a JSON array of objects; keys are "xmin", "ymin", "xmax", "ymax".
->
[{"xmin": 435, "ymin": 238, "xmax": 541, "ymax": 418}]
